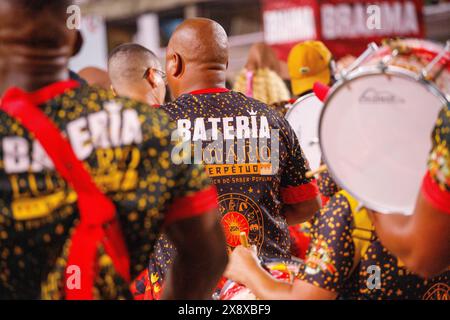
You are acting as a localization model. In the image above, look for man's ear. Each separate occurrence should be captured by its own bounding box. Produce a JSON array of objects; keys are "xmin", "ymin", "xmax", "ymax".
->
[
  {"xmin": 145, "ymin": 70, "xmax": 157, "ymax": 89},
  {"xmin": 72, "ymin": 31, "xmax": 84, "ymax": 57},
  {"xmin": 170, "ymin": 52, "xmax": 183, "ymax": 78}
]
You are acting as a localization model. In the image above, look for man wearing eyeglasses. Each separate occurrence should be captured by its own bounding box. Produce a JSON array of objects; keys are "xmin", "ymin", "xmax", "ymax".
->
[
  {"xmin": 0, "ymin": 1, "xmax": 227, "ymax": 299},
  {"xmin": 108, "ymin": 43, "xmax": 167, "ymax": 107},
  {"xmin": 132, "ymin": 18, "xmax": 321, "ymax": 300}
]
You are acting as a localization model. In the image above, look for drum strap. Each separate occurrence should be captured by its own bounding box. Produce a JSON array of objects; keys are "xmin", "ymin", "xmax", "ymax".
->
[
  {"xmin": 338, "ymin": 190, "xmax": 375, "ymax": 274},
  {"xmin": 0, "ymin": 82, "xmax": 130, "ymax": 299}
]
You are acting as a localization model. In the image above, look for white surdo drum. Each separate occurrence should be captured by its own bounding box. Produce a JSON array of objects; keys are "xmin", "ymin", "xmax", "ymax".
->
[
  {"xmin": 319, "ymin": 41, "xmax": 449, "ymax": 214},
  {"xmin": 285, "ymin": 93, "xmax": 323, "ymax": 172}
]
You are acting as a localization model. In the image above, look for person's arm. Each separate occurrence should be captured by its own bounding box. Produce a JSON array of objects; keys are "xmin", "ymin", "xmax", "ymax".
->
[
  {"xmin": 284, "ymin": 167, "xmax": 339, "ymax": 226},
  {"xmin": 283, "ymin": 197, "xmax": 321, "ymax": 225},
  {"xmin": 162, "ymin": 208, "xmax": 228, "ymax": 300},
  {"xmin": 226, "ymin": 194, "xmax": 354, "ymax": 300},
  {"xmin": 145, "ymin": 112, "xmax": 228, "ymax": 299},
  {"xmin": 224, "ymin": 246, "xmax": 336, "ymax": 300},
  {"xmin": 370, "ymin": 102, "xmax": 450, "ymax": 278},
  {"xmin": 370, "ymin": 191, "xmax": 450, "ymax": 278},
  {"xmin": 280, "ymin": 118, "xmax": 321, "ymax": 225}
]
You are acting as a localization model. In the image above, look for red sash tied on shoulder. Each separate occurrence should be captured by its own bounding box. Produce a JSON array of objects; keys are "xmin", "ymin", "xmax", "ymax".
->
[{"xmin": 0, "ymin": 81, "xmax": 130, "ymax": 299}]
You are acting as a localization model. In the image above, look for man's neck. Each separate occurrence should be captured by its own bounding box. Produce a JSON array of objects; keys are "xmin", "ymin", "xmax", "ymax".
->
[
  {"xmin": 176, "ymin": 69, "xmax": 227, "ymax": 98},
  {"xmin": 144, "ymin": 94, "xmax": 161, "ymax": 106},
  {"xmin": 182, "ymin": 82, "xmax": 227, "ymax": 95},
  {"xmin": 120, "ymin": 87, "xmax": 161, "ymax": 106}
]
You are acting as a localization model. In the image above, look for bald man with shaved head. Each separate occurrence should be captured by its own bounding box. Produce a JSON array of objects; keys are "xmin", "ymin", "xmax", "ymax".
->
[
  {"xmin": 108, "ymin": 44, "xmax": 166, "ymax": 106},
  {"xmin": 137, "ymin": 18, "xmax": 321, "ymax": 299},
  {"xmin": 165, "ymin": 18, "xmax": 229, "ymax": 98}
]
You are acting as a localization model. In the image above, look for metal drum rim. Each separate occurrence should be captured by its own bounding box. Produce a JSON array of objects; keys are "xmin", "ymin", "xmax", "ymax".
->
[{"xmin": 285, "ymin": 92, "xmax": 319, "ymax": 120}]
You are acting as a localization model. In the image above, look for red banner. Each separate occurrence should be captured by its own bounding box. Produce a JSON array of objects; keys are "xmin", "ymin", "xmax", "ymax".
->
[
  {"xmin": 262, "ymin": 0, "xmax": 425, "ymax": 60},
  {"xmin": 263, "ymin": 0, "xmax": 320, "ymax": 60}
]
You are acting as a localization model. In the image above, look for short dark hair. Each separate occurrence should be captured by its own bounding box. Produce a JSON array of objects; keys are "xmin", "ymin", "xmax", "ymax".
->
[
  {"xmin": 108, "ymin": 43, "xmax": 160, "ymax": 88},
  {"xmin": 109, "ymin": 43, "xmax": 157, "ymax": 61}
]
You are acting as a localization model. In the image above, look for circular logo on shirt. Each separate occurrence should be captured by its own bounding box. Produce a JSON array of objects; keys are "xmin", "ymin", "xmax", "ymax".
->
[
  {"xmin": 218, "ymin": 193, "xmax": 264, "ymax": 251},
  {"xmin": 221, "ymin": 211, "xmax": 249, "ymax": 247}
]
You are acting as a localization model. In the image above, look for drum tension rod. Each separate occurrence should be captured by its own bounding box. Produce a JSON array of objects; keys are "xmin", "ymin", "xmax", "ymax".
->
[
  {"xmin": 418, "ymin": 40, "xmax": 450, "ymax": 81},
  {"xmin": 339, "ymin": 42, "xmax": 379, "ymax": 81},
  {"xmin": 378, "ymin": 49, "xmax": 399, "ymax": 72}
]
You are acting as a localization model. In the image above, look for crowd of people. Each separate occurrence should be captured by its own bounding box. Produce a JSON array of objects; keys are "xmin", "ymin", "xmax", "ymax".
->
[{"xmin": 0, "ymin": 0, "xmax": 448, "ymax": 300}]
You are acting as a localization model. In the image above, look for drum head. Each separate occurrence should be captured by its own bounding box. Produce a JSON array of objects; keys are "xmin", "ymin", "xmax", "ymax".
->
[
  {"xmin": 320, "ymin": 67, "xmax": 447, "ymax": 214},
  {"xmin": 285, "ymin": 93, "xmax": 323, "ymax": 171}
]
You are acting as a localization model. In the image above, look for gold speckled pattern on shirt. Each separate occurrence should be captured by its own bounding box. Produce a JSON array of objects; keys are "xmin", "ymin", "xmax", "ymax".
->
[
  {"xmin": 132, "ymin": 90, "xmax": 314, "ymax": 299},
  {"xmin": 0, "ymin": 84, "xmax": 212, "ymax": 299},
  {"xmin": 298, "ymin": 193, "xmax": 449, "ymax": 299},
  {"xmin": 428, "ymin": 102, "xmax": 450, "ymax": 191},
  {"xmin": 317, "ymin": 168, "xmax": 341, "ymax": 198},
  {"xmin": 162, "ymin": 90, "xmax": 313, "ymax": 259}
]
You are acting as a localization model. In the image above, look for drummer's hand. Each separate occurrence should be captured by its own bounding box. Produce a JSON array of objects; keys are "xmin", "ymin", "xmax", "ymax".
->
[{"xmin": 224, "ymin": 245, "xmax": 260, "ymax": 285}]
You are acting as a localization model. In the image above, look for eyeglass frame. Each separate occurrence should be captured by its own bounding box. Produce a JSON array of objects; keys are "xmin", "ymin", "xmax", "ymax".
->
[{"xmin": 143, "ymin": 67, "xmax": 167, "ymax": 84}]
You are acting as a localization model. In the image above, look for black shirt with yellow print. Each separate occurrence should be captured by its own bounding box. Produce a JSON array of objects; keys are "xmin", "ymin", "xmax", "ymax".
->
[
  {"xmin": 421, "ymin": 102, "xmax": 450, "ymax": 214},
  {"xmin": 131, "ymin": 88, "xmax": 318, "ymax": 299},
  {"xmin": 298, "ymin": 192, "xmax": 449, "ymax": 300},
  {"xmin": 162, "ymin": 88, "xmax": 318, "ymax": 259},
  {"xmin": 0, "ymin": 82, "xmax": 216, "ymax": 299}
]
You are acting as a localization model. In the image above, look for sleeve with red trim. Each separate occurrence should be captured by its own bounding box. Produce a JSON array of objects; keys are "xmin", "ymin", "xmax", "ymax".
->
[
  {"xmin": 138, "ymin": 107, "xmax": 218, "ymax": 226},
  {"xmin": 297, "ymin": 193, "xmax": 355, "ymax": 293},
  {"xmin": 421, "ymin": 172, "xmax": 450, "ymax": 214},
  {"xmin": 165, "ymin": 184, "xmax": 218, "ymax": 225},
  {"xmin": 162, "ymin": 120, "xmax": 218, "ymax": 225},
  {"xmin": 421, "ymin": 103, "xmax": 450, "ymax": 214},
  {"xmin": 279, "ymin": 117, "xmax": 318, "ymax": 204},
  {"xmin": 130, "ymin": 268, "xmax": 151, "ymax": 300},
  {"xmin": 131, "ymin": 233, "xmax": 174, "ymax": 300}
]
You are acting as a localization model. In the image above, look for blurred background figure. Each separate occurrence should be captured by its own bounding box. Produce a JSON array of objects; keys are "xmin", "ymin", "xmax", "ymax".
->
[
  {"xmin": 78, "ymin": 66, "xmax": 112, "ymax": 90},
  {"xmin": 233, "ymin": 42, "xmax": 291, "ymax": 105},
  {"xmin": 245, "ymin": 42, "xmax": 283, "ymax": 74},
  {"xmin": 287, "ymin": 41, "xmax": 333, "ymax": 98},
  {"xmin": 335, "ymin": 55, "xmax": 357, "ymax": 73}
]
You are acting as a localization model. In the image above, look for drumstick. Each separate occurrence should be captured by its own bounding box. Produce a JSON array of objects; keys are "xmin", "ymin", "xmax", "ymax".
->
[
  {"xmin": 305, "ymin": 164, "xmax": 328, "ymax": 178},
  {"xmin": 239, "ymin": 232, "xmax": 250, "ymax": 248},
  {"xmin": 239, "ymin": 232, "xmax": 269, "ymax": 273}
]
